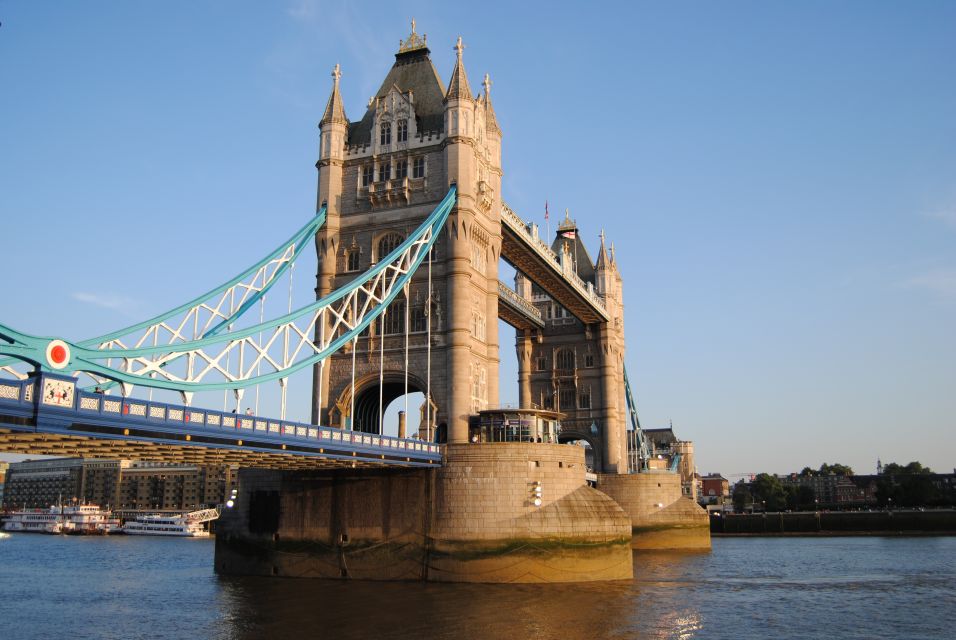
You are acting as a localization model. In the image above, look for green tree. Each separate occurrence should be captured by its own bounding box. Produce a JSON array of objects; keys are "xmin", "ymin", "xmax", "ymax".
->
[
  {"xmin": 751, "ymin": 473, "xmax": 788, "ymax": 511},
  {"xmin": 732, "ymin": 483, "xmax": 752, "ymax": 513},
  {"xmin": 819, "ymin": 463, "xmax": 854, "ymax": 476},
  {"xmin": 877, "ymin": 461, "xmax": 938, "ymax": 507}
]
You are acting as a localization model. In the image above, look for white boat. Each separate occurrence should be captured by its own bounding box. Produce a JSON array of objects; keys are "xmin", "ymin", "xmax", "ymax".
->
[
  {"xmin": 121, "ymin": 508, "xmax": 219, "ymax": 537},
  {"xmin": 2, "ymin": 504, "xmax": 120, "ymax": 535}
]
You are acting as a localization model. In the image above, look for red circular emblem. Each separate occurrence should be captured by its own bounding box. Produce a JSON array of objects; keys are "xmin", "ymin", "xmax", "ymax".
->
[
  {"xmin": 50, "ymin": 345, "xmax": 67, "ymax": 364},
  {"xmin": 45, "ymin": 340, "xmax": 71, "ymax": 370}
]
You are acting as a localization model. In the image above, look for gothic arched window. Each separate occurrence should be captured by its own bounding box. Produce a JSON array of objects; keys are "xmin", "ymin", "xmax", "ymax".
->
[
  {"xmin": 556, "ymin": 349, "xmax": 575, "ymax": 371},
  {"xmin": 380, "ymin": 122, "xmax": 392, "ymax": 146},
  {"xmin": 346, "ymin": 249, "xmax": 360, "ymax": 272},
  {"xmin": 377, "ymin": 233, "xmax": 404, "ymax": 261},
  {"xmin": 397, "ymin": 119, "xmax": 408, "ymax": 143}
]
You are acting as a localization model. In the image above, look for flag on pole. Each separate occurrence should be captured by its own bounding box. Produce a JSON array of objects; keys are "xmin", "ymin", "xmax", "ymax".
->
[
  {"xmin": 561, "ymin": 230, "xmax": 576, "ymax": 239},
  {"xmin": 545, "ymin": 201, "xmax": 550, "ymax": 221}
]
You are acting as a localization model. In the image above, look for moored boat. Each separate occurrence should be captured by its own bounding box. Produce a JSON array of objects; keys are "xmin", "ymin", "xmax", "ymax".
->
[
  {"xmin": 2, "ymin": 503, "xmax": 119, "ymax": 535},
  {"xmin": 121, "ymin": 508, "xmax": 219, "ymax": 537}
]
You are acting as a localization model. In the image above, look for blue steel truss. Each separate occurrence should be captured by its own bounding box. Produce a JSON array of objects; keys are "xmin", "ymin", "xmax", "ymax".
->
[
  {"xmin": 623, "ymin": 365, "xmax": 649, "ymax": 471},
  {"xmin": 0, "ymin": 188, "xmax": 457, "ymax": 396}
]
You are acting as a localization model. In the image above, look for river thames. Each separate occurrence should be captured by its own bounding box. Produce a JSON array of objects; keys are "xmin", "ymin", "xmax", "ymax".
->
[{"xmin": 0, "ymin": 533, "xmax": 952, "ymax": 639}]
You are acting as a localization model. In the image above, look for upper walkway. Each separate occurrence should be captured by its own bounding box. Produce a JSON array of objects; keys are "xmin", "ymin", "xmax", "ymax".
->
[
  {"xmin": 496, "ymin": 280, "xmax": 544, "ymax": 330},
  {"xmin": 499, "ymin": 203, "xmax": 611, "ymax": 324},
  {"xmin": 0, "ymin": 373, "xmax": 441, "ymax": 469}
]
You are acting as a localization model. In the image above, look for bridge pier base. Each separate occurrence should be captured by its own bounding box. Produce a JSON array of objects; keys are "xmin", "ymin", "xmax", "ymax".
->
[
  {"xmin": 596, "ymin": 473, "xmax": 712, "ymax": 551},
  {"xmin": 215, "ymin": 444, "xmax": 634, "ymax": 583}
]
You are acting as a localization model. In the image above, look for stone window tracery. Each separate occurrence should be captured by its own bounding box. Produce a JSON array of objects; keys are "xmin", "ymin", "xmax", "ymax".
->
[
  {"xmin": 397, "ymin": 119, "xmax": 408, "ymax": 143},
  {"xmin": 380, "ymin": 122, "xmax": 392, "ymax": 146},
  {"xmin": 556, "ymin": 349, "xmax": 575, "ymax": 371},
  {"xmin": 377, "ymin": 233, "xmax": 404, "ymax": 261}
]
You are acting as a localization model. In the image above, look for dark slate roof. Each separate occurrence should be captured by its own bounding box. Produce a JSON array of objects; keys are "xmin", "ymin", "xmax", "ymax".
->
[
  {"xmin": 347, "ymin": 48, "xmax": 447, "ymax": 146},
  {"xmin": 550, "ymin": 228, "xmax": 596, "ymax": 284}
]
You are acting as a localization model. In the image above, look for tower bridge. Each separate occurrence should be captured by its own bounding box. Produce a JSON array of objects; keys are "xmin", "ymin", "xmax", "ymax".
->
[{"xmin": 1, "ymin": 23, "xmax": 709, "ymax": 582}]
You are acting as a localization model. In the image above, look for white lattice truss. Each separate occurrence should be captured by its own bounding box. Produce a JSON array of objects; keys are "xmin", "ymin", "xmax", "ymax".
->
[{"xmin": 41, "ymin": 189, "xmax": 454, "ymax": 400}]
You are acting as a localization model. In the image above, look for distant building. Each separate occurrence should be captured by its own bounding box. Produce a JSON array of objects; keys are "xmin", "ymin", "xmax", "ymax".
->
[
  {"xmin": 2, "ymin": 458, "xmax": 85, "ymax": 509},
  {"xmin": 699, "ymin": 473, "xmax": 730, "ymax": 507},
  {"xmin": 1, "ymin": 458, "xmax": 236, "ymax": 511},
  {"xmin": 117, "ymin": 462, "xmax": 235, "ymax": 511}
]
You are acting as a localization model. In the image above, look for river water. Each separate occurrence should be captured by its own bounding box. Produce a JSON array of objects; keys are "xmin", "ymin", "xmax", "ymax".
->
[{"xmin": 1, "ymin": 533, "xmax": 953, "ymax": 639}]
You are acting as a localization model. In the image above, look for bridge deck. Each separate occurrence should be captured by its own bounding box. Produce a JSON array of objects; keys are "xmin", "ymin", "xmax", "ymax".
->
[
  {"xmin": 496, "ymin": 280, "xmax": 544, "ymax": 330},
  {"xmin": 500, "ymin": 203, "xmax": 610, "ymax": 324},
  {"xmin": 0, "ymin": 374, "xmax": 441, "ymax": 469}
]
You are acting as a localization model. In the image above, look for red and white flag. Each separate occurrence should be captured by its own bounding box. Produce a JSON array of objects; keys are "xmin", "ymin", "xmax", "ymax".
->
[{"xmin": 561, "ymin": 230, "xmax": 576, "ymax": 239}]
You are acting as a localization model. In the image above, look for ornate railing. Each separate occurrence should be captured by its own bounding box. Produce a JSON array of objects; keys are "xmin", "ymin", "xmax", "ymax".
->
[{"xmin": 496, "ymin": 280, "xmax": 542, "ymax": 323}]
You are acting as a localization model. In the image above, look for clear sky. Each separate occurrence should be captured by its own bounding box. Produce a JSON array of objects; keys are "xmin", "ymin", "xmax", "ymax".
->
[{"xmin": 1, "ymin": 1, "xmax": 954, "ymax": 478}]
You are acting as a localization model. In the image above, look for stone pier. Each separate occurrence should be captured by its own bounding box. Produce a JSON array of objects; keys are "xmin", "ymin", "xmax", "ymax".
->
[
  {"xmin": 597, "ymin": 473, "xmax": 711, "ymax": 550},
  {"xmin": 215, "ymin": 443, "xmax": 634, "ymax": 583}
]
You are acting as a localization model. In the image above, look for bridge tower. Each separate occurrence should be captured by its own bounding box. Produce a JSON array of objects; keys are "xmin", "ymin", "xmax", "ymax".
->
[
  {"xmin": 312, "ymin": 24, "xmax": 503, "ymax": 444},
  {"xmin": 520, "ymin": 213, "xmax": 628, "ymax": 473}
]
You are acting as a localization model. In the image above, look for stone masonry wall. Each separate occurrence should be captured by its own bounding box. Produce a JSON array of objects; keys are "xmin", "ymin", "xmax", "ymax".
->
[{"xmin": 597, "ymin": 472, "xmax": 711, "ymax": 550}]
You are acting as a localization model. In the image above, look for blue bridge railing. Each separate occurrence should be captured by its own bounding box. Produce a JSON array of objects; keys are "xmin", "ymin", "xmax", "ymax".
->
[{"xmin": 0, "ymin": 373, "xmax": 441, "ymax": 466}]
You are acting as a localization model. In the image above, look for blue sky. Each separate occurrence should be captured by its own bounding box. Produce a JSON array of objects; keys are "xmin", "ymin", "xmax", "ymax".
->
[{"xmin": 1, "ymin": 1, "xmax": 954, "ymax": 477}]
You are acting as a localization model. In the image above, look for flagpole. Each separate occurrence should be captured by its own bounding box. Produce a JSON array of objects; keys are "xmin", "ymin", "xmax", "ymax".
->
[{"xmin": 545, "ymin": 200, "xmax": 550, "ymax": 243}]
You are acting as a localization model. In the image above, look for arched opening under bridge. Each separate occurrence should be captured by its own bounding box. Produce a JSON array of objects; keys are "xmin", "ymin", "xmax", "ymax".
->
[{"xmin": 337, "ymin": 372, "xmax": 437, "ymax": 438}]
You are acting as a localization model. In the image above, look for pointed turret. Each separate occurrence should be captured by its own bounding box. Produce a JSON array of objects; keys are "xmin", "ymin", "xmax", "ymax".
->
[
  {"xmin": 482, "ymin": 73, "xmax": 501, "ymax": 135},
  {"xmin": 445, "ymin": 36, "xmax": 473, "ymax": 101},
  {"xmin": 595, "ymin": 229, "xmax": 611, "ymax": 271},
  {"xmin": 320, "ymin": 63, "xmax": 348, "ymax": 126}
]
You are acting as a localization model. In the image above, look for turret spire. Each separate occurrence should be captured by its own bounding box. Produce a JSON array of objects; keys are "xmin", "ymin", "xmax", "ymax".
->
[
  {"xmin": 596, "ymin": 229, "xmax": 611, "ymax": 270},
  {"xmin": 445, "ymin": 36, "xmax": 473, "ymax": 101},
  {"xmin": 320, "ymin": 63, "xmax": 348, "ymax": 125},
  {"xmin": 483, "ymin": 72, "xmax": 501, "ymax": 134}
]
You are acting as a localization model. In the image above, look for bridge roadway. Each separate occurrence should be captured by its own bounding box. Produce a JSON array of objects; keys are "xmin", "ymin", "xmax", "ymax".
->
[
  {"xmin": 0, "ymin": 373, "xmax": 441, "ymax": 469},
  {"xmin": 499, "ymin": 202, "xmax": 611, "ymax": 325}
]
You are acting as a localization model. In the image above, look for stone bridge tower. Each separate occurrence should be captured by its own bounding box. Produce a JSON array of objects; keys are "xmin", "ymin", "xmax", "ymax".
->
[
  {"xmin": 518, "ymin": 212, "xmax": 628, "ymax": 473},
  {"xmin": 312, "ymin": 24, "xmax": 503, "ymax": 444}
]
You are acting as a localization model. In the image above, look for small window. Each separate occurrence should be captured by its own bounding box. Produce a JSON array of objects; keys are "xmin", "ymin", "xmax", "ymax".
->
[
  {"xmin": 380, "ymin": 122, "xmax": 391, "ymax": 146},
  {"xmin": 346, "ymin": 249, "xmax": 360, "ymax": 272},
  {"xmin": 556, "ymin": 349, "xmax": 575, "ymax": 371},
  {"xmin": 584, "ymin": 354, "xmax": 595, "ymax": 368},
  {"xmin": 413, "ymin": 156, "xmax": 425, "ymax": 178},
  {"xmin": 397, "ymin": 120, "xmax": 408, "ymax": 143},
  {"xmin": 383, "ymin": 301, "xmax": 405, "ymax": 335},
  {"xmin": 377, "ymin": 233, "xmax": 404, "ymax": 260},
  {"xmin": 396, "ymin": 159, "xmax": 408, "ymax": 180},
  {"xmin": 411, "ymin": 306, "xmax": 427, "ymax": 332},
  {"xmin": 579, "ymin": 390, "xmax": 591, "ymax": 409},
  {"xmin": 559, "ymin": 388, "xmax": 575, "ymax": 411},
  {"xmin": 536, "ymin": 357, "xmax": 547, "ymax": 371},
  {"xmin": 379, "ymin": 162, "xmax": 391, "ymax": 182},
  {"xmin": 362, "ymin": 165, "xmax": 373, "ymax": 187}
]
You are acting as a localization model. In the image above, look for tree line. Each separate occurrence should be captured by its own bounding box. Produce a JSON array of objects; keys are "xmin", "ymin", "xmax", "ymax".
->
[{"xmin": 732, "ymin": 461, "xmax": 952, "ymax": 512}]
